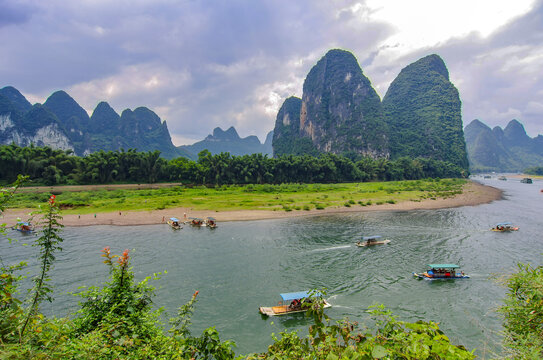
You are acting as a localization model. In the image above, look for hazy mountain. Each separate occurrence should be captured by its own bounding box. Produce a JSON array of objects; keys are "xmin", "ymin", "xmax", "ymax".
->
[
  {"xmin": 464, "ymin": 118, "xmax": 543, "ymax": 172},
  {"xmin": 179, "ymin": 126, "xmax": 273, "ymax": 157}
]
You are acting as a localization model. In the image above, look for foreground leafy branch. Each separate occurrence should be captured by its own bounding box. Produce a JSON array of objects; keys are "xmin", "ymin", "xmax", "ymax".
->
[{"xmin": 21, "ymin": 194, "xmax": 64, "ymax": 338}]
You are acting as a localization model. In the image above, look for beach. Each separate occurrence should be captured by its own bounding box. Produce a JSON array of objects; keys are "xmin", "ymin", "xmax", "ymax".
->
[{"xmin": 1, "ymin": 181, "xmax": 502, "ymax": 227}]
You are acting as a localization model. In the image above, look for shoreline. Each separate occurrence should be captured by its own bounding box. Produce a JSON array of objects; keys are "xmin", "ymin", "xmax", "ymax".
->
[{"xmin": 1, "ymin": 181, "xmax": 502, "ymax": 227}]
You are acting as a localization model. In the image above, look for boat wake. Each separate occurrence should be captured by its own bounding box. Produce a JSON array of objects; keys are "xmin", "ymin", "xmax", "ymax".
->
[{"xmin": 309, "ymin": 245, "xmax": 352, "ymax": 252}]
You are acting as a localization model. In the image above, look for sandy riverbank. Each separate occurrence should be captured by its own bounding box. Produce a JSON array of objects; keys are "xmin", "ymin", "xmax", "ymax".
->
[{"xmin": 1, "ymin": 181, "xmax": 502, "ymax": 227}]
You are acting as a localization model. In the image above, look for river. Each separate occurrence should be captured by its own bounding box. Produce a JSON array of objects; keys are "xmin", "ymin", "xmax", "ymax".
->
[{"xmin": 2, "ymin": 177, "xmax": 542, "ymax": 356}]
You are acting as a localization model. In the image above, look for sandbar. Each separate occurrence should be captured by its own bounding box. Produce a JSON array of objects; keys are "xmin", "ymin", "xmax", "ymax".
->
[{"xmin": 1, "ymin": 181, "xmax": 501, "ymax": 227}]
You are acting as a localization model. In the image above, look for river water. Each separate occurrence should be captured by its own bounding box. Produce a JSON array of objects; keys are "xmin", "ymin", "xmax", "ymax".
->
[{"xmin": 2, "ymin": 178, "xmax": 542, "ymax": 356}]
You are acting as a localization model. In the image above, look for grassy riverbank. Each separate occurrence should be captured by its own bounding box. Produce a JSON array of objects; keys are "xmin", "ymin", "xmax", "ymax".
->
[{"xmin": 8, "ymin": 178, "xmax": 467, "ymax": 214}]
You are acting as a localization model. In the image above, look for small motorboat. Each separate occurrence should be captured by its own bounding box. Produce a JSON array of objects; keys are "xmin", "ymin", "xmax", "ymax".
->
[
  {"xmin": 189, "ymin": 217, "xmax": 205, "ymax": 226},
  {"xmin": 167, "ymin": 217, "xmax": 182, "ymax": 230},
  {"xmin": 491, "ymin": 222, "xmax": 519, "ymax": 232},
  {"xmin": 206, "ymin": 217, "xmax": 217, "ymax": 228},
  {"xmin": 12, "ymin": 221, "xmax": 34, "ymax": 233},
  {"xmin": 259, "ymin": 290, "xmax": 331, "ymax": 317},
  {"xmin": 355, "ymin": 235, "xmax": 390, "ymax": 247},
  {"xmin": 520, "ymin": 178, "xmax": 532, "ymax": 184},
  {"xmin": 413, "ymin": 264, "xmax": 469, "ymax": 280}
]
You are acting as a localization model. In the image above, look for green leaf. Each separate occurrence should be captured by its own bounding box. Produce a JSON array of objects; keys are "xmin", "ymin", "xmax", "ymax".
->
[{"xmin": 371, "ymin": 345, "xmax": 387, "ymax": 359}]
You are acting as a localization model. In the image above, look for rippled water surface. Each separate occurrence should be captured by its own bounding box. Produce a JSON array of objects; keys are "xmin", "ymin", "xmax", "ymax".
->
[{"xmin": 3, "ymin": 178, "xmax": 543, "ymax": 356}]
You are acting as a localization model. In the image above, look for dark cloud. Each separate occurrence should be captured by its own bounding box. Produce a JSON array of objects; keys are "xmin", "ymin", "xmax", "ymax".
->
[
  {"xmin": 1, "ymin": 0, "xmax": 542, "ymax": 144},
  {"xmin": 0, "ymin": 0, "xmax": 34, "ymax": 27}
]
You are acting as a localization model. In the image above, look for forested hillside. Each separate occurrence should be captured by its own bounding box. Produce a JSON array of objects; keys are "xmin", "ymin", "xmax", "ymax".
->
[{"xmin": 272, "ymin": 50, "xmax": 469, "ymax": 172}]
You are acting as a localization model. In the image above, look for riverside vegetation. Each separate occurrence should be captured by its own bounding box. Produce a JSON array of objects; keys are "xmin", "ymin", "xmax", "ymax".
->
[
  {"xmin": 1, "ymin": 179, "xmax": 542, "ymax": 359},
  {"xmin": 8, "ymin": 178, "xmax": 466, "ymax": 214},
  {"xmin": 0, "ymin": 144, "xmax": 466, "ymax": 187}
]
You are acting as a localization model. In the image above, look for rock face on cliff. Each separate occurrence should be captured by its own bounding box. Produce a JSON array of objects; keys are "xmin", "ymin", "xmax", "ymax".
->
[
  {"xmin": 299, "ymin": 49, "xmax": 388, "ymax": 157},
  {"xmin": 272, "ymin": 51, "xmax": 467, "ymax": 167},
  {"xmin": 272, "ymin": 96, "xmax": 318, "ymax": 156},
  {"xmin": 0, "ymin": 86, "xmax": 183, "ymax": 159},
  {"xmin": 382, "ymin": 54, "xmax": 468, "ymax": 169},
  {"xmin": 465, "ymin": 118, "xmax": 543, "ymax": 172},
  {"xmin": 180, "ymin": 126, "xmax": 273, "ymax": 157}
]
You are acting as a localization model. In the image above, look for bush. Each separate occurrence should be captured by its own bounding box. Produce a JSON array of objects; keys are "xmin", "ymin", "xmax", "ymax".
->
[{"xmin": 499, "ymin": 262, "xmax": 543, "ymax": 358}]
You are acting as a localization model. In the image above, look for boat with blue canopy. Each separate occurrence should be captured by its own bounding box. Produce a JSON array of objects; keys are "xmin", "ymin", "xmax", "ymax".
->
[
  {"xmin": 491, "ymin": 222, "xmax": 518, "ymax": 232},
  {"xmin": 413, "ymin": 264, "xmax": 469, "ymax": 280},
  {"xmin": 167, "ymin": 217, "xmax": 182, "ymax": 230},
  {"xmin": 259, "ymin": 290, "xmax": 331, "ymax": 316},
  {"xmin": 12, "ymin": 221, "xmax": 34, "ymax": 233},
  {"xmin": 356, "ymin": 235, "xmax": 390, "ymax": 247}
]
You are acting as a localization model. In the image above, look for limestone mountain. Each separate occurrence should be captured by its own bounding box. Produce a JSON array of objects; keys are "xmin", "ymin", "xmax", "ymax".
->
[
  {"xmin": 464, "ymin": 118, "xmax": 543, "ymax": 172},
  {"xmin": 0, "ymin": 86, "xmax": 32, "ymax": 113},
  {"xmin": 272, "ymin": 96, "xmax": 318, "ymax": 156},
  {"xmin": 382, "ymin": 54, "xmax": 468, "ymax": 170},
  {"xmin": 299, "ymin": 49, "xmax": 388, "ymax": 157},
  {"xmin": 271, "ymin": 51, "xmax": 467, "ymax": 169},
  {"xmin": 43, "ymin": 90, "xmax": 91, "ymax": 155},
  {"xmin": 0, "ymin": 85, "xmax": 184, "ymax": 159},
  {"xmin": 179, "ymin": 126, "xmax": 273, "ymax": 157}
]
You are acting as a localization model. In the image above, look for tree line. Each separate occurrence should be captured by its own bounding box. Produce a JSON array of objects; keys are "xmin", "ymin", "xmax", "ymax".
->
[{"xmin": 0, "ymin": 144, "xmax": 467, "ymax": 186}]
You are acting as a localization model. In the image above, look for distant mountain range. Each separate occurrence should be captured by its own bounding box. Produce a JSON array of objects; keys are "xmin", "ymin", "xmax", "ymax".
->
[
  {"xmin": 0, "ymin": 86, "xmax": 272, "ymax": 159},
  {"xmin": 273, "ymin": 50, "xmax": 469, "ymax": 170},
  {"xmin": 178, "ymin": 127, "xmax": 272, "ymax": 158},
  {"xmin": 464, "ymin": 119, "xmax": 543, "ymax": 172}
]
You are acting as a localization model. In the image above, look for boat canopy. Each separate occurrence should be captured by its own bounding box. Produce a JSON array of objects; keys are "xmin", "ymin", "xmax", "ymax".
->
[
  {"xmin": 207, "ymin": 217, "xmax": 216, "ymax": 220},
  {"xmin": 280, "ymin": 291, "xmax": 322, "ymax": 301},
  {"xmin": 169, "ymin": 217, "xmax": 179, "ymax": 222},
  {"xmin": 17, "ymin": 221, "xmax": 30, "ymax": 226},
  {"xmin": 363, "ymin": 235, "xmax": 382, "ymax": 241},
  {"xmin": 189, "ymin": 217, "xmax": 202, "ymax": 220},
  {"xmin": 428, "ymin": 264, "xmax": 459, "ymax": 269},
  {"xmin": 495, "ymin": 222, "xmax": 512, "ymax": 226}
]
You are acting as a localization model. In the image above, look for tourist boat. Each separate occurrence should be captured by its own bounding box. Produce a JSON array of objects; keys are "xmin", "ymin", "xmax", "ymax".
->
[
  {"xmin": 12, "ymin": 221, "xmax": 34, "ymax": 233},
  {"xmin": 491, "ymin": 222, "xmax": 519, "ymax": 232},
  {"xmin": 355, "ymin": 235, "xmax": 390, "ymax": 247},
  {"xmin": 413, "ymin": 264, "xmax": 469, "ymax": 280},
  {"xmin": 167, "ymin": 217, "xmax": 182, "ymax": 230},
  {"xmin": 259, "ymin": 291, "xmax": 331, "ymax": 316},
  {"xmin": 189, "ymin": 217, "xmax": 205, "ymax": 226},
  {"xmin": 206, "ymin": 217, "xmax": 217, "ymax": 228},
  {"xmin": 520, "ymin": 178, "xmax": 532, "ymax": 184},
  {"xmin": 498, "ymin": 176, "xmax": 507, "ymax": 181}
]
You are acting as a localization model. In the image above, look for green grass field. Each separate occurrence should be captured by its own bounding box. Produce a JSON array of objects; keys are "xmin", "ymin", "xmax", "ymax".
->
[{"xmin": 7, "ymin": 179, "xmax": 467, "ymax": 214}]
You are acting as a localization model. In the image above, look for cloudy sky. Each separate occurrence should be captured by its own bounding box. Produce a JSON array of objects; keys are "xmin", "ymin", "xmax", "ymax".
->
[{"xmin": 1, "ymin": 0, "xmax": 542, "ymax": 145}]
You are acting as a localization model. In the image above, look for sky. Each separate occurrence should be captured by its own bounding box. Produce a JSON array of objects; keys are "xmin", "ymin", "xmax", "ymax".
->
[{"xmin": 1, "ymin": 0, "xmax": 542, "ymax": 145}]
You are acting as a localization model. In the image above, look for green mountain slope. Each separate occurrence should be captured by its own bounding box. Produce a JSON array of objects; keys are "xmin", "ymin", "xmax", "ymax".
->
[{"xmin": 382, "ymin": 54, "xmax": 468, "ymax": 170}]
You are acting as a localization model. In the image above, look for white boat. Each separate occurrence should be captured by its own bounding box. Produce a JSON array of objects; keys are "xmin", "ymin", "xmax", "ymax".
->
[
  {"xmin": 355, "ymin": 235, "xmax": 391, "ymax": 247},
  {"xmin": 259, "ymin": 291, "xmax": 331, "ymax": 316}
]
